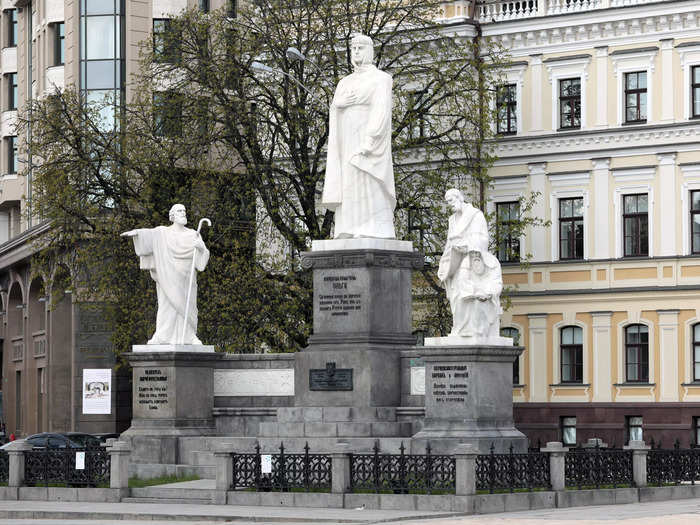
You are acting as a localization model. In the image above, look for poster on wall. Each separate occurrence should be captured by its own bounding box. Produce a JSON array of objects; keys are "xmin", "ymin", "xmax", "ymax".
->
[{"xmin": 82, "ymin": 369, "xmax": 112, "ymax": 414}]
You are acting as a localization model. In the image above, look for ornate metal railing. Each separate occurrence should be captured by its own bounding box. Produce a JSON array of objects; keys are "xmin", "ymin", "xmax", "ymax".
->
[
  {"xmin": 0, "ymin": 450, "xmax": 8, "ymax": 483},
  {"xmin": 231, "ymin": 442, "xmax": 331, "ymax": 492},
  {"xmin": 565, "ymin": 446, "xmax": 633, "ymax": 489},
  {"xmin": 476, "ymin": 444, "xmax": 550, "ymax": 493},
  {"xmin": 24, "ymin": 446, "xmax": 110, "ymax": 487},
  {"xmin": 647, "ymin": 441, "xmax": 700, "ymax": 486},
  {"xmin": 349, "ymin": 442, "xmax": 455, "ymax": 494}
]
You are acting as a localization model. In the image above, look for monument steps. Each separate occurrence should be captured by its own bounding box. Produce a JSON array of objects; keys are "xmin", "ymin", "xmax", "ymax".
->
[
  {"xmin": 130, "ymin": 462, "xmax": 216, "ymax": 480},
  {"xmin": 122, "ymin": 496, "xmax": 215, "ymax": 505}
]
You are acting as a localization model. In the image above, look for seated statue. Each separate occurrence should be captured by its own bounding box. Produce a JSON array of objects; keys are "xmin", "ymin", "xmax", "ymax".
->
[{"xmin": 437, "ymin": 189, "xmax": 503, "ymax": 339}]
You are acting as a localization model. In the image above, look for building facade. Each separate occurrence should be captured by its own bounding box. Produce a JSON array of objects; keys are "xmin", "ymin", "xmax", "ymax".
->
[{"xmin": 473, "ymin": 0, "xmax": 700, "ymax": 447}]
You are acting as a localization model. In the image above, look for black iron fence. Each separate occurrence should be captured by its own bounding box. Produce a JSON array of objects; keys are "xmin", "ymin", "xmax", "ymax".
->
[
  {"xmin": 349, "ymin": 442, "xmax": 455, "ymax": 494},
  {"xmin": 24, "ymin": 446, "xmax": 110, "ymax": 487},
  {"xmin": 475, "ymin": 444, "xmax": 550, "ymax": 493},
  {"xmin": 231, "ymin": 442, "xmax": 331, "ymax": 492},
  {"xmin": 0, "ymin": 450, "xmax": 8, "ymax": 483},
  {"xmin": 647, "ymin": 440, "xmax": 700, "ymax": 486},
  {"xmin": 565, "ymin": 446, "xmax": 633, "ymax": 489}
]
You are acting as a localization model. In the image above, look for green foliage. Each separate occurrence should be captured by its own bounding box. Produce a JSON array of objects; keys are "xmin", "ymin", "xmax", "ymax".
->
[{"xmin": 18, "ymin": 0, "xmax": 537, "ymax": 351}]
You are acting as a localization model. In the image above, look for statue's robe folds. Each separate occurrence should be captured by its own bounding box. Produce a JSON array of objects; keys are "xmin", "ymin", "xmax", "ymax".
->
[
  {"xmin": 438, "ymin": 204, "xmax": 502, "ymax": 338},
  {"xmin": 322, "ymin": 64, "xmax": 396, "ymax": 239},
  {"xmin": 130, "ymin": 226, "xmax": 210, "ymax": 345}
]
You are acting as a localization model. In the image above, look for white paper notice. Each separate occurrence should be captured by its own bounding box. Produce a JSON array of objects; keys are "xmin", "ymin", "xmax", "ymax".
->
[
  {"xmin": 261, "ymin": 454, "xmax": 272, "ymax": 474},
  {"xmin": 75, "ymin": 451, "xmax": 85, "ymax": 470},
  {"xmin": 82, "ymin": 369, "xmax": 112, "ymax": 414}
]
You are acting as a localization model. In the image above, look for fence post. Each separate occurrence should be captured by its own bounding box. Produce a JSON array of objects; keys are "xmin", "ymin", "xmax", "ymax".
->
[
  {"xmin": 454, "ymin": 443, "xmax": 478, "ymax": 496},
  {"xmin": 213, "ymin": 444, "xmax": 234, "ymax": 492},
  {"xmin": 623, "ymin": 439, "xmax": 649, "ymax": 487},
  {"xmin": 331, "ymin": 442, "xmax": 350, "ymax": 494},
  {"xmin": 6, "ymin": 440, "xmax": 32, "ymax": 487},
  {"xmin": 107, "ymin": 440, "xmax": 131, "ymax": 490},
  {"xmin": 541, "ymin": 441, "xmax": 568, "ymax": 491}
]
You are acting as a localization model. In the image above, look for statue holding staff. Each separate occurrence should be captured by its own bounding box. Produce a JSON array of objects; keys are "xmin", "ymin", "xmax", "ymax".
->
[
  {"xmin": 322, "ymin": 33, "xmax": 396, "ymax": 239},
  {"xmin": 122, "ymin": 204, "xmax": 210, "ymax": 345}
]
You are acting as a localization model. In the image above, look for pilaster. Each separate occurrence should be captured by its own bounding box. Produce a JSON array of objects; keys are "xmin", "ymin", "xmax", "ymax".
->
[
  {"xmin": 528, "ymin": 163, "xmax": 547, "ymax": 262},
  {"xmin": 660, "ymin": 39, "xmax": 674, "ymax": 123},
  {"xmin": 657, "ymin": 153, "xmax": 677, "ymax": 257},
  {"xmin": 528, "ymin": 314, "xmax": 548, "ymax": 402},
  {"xmin": 592, "ymin": 158, "xmax": 611, "ymax": 259},
  {"xmin": 530, "ymin": 55, "xmax": 544, "ymax": 132},
  {"xmin": 657, "ymin": 309, "xmax": 680, "ymax": 402},
  {"xmin": 595, "ymin": 47, "xmax": 609, "ymax": 128},
  {"xmin": 591, "ymin": 311, "xmax": 613, "ymax": 402}
]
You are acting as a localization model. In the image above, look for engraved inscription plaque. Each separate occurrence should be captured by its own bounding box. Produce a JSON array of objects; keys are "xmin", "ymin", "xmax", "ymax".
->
[{"xmin": 309, "ymin": 362, "xmax": 353, "ymax": 391}]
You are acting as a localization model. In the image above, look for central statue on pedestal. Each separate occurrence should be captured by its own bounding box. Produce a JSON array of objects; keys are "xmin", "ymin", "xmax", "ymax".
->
[
  {"xmin": 438, "ymin": 189, "xmax": 503, "ymax": 340},
  {"xmin": 322, "ymin": 33, "xmax": 396, "ymax": 239}
]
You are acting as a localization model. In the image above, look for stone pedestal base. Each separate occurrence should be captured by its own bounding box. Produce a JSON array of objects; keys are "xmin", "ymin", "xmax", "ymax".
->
[
  {"xmin": 121, "ymin": 349, "xmax": 223, "ymax": 464},
  {"xmin": 413, "ymin": 345, "xmax": 527, "ymax": 454}
]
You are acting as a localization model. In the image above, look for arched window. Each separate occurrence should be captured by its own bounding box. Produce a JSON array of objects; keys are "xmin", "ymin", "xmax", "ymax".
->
[
  {"xmin": 693, "ymin": 324, "xmax": 700, "ymax": 382},
  {"xmin": 625, "ymin": 324, "xmax": 649, "ymax": 383},
  {"xmin": 561, "ymin": 326, "xmax": 583, "ymax": 383},
  {"xmin": 501, "ymin": 327, "xmax": 520, "ymax": 384}
]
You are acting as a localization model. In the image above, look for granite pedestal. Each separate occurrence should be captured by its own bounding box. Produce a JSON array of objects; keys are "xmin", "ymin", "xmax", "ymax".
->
[
  {"xmin": 260, "ymin": 239, "xmax": 423, "ymax": 442},
  {"xmin": 412, "ymin": 344, "xmax": 527, "ymax": 454},
  {"xmin": 122, "ymin": 346, "xmax": 223, "ymax": 463}
]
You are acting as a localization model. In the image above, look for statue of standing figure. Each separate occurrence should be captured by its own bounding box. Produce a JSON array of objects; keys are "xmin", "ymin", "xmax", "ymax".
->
[
  {"xmin": 438, "ymin": 189, "xmax": 503, "ymax": 339},
  {"xmin": 122, "ymin": 204, "xmax": 210, "ymax": 345},
  {"xmin": 322, "ymin": 33, "xmax": 396, "ymax": 239}
]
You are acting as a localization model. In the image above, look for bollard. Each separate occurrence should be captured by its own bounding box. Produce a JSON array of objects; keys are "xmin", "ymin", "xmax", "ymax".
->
[
  {"xmin": 6, "ymin": 440, "xmax": 32, "ymax": 487},
  {"xmin": 541, "ymin": 441, "xmax": 569, "ymax": 491},
  {"xmin": 331, "ymin": 442, "xmax": 351, "ymax": 494},
  {"xmin": 107, "ymin": 440, "xmax": 131, "ymax": 489},
  {"xmin": 623, "ymin": 439, "xmax": 650, "ymax": 487},
  {"xmin": 454, "ymin": 443, "xmax": 478, "ymax": 496}
]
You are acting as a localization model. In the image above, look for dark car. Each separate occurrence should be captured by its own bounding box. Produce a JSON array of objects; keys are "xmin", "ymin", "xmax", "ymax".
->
[
  {"xmin": 93, "ymin": 433, "xmax": 120, "ymax": 443},
  {"xmin": 25, "ymin": 433, "xmax": 82, "ymax": 449},
  {"xmin": 63, "ymin": 432, "xmax": 103, "ymax": 448}
]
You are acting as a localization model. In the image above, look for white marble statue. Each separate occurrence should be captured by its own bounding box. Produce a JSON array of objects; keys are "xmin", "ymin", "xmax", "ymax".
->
[
  {"xmin": 322, "ymin": 33, "xmax": 396, "ymax": 239},
  {"xmin": 121, "ymin": 204, "xmax": 210, "ymax": 345},
  {"xmin": 438, "ymin": 189, "xmax": 503, "ymax": 339}
]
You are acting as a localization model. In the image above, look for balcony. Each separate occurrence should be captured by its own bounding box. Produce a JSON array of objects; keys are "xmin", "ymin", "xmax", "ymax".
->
[{"xmin": 476, "ymin": 0, "xmax": 661, "ymax": 23}]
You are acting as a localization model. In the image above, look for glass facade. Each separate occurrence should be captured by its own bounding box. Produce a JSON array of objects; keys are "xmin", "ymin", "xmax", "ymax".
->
[{"xmin": 80, "ymin": 0, "xmax": 124, "ymax": 126}]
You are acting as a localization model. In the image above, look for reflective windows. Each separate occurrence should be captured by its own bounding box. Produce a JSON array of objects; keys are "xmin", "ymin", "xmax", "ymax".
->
[
  {"xmin": 625, "ymin": 324, "xmax": 649, "ymax": 383},
  {"xmin": 496, "ymin": 201, "xmax": 520, "ymax": 263},
  {"xmin": 500, "ymin": 327, "xmax": 520, "ymax": 384},
  {"xmin": 559, "ymin": 78, "xmax": 581, "ymax": 129},
  {"xmin": 561, "ymin": 416, "xmax": 576, "ymax": 446},
  {"xmin": 624, "ymin": 71, "xmax": 647, "ymax": 123},
  {"xmin": 693, "ymin": 324, "xmax": 700, "ymax": 382},
  {"xmin": 623, "ymin": 194, "xmax": 648, "ymax": 257},
  {"xmin": 692, "ymin": 66, "xmax": 700, "ymax": 118},
  {"xmin": 559, "ymin": 197, "xmax": 584, "ymax": 260},
  {"xmin": 6, "ymin": 73, "xmax": 16, "ymax": 111},
  {"xmin": 560, "ymin": 326, "xmax": 583, "ymax": 383},
  {"xmin": 497, "ymin": 84, "xmax": 517, "ymax": 135},
  {"xmin": 54, "ymin": 23, "xmax": 65, "ymax": 66}
]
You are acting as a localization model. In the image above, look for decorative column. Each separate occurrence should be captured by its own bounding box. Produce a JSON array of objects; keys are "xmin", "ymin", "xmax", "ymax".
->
[
  {"xmin": 595, "ymin": 47, "xmax": 609, "ymax": 128},
  {"xmin": 530, "ymin": 55, "xmax": 544, "ymax": 132},
  {"xmin": 660, "ymin": 39, "xmax": 674, "ymax": 123},
  {"xmin": 107, "ymin": 440, "xmax": 131, "ymax": 490},
  {"xmin": 331, "ymin": 442, "xmax": 351, "ymax": 494},
  {"xmin": 528, "ymin": 163, "xmax": 548, "ymax": 262},
  {"xmin": 623, "ymin": 440, "xmax": 650, "ymax": 487},
  {"xmin": 657, "ymin": 309, "xmax": 680, "ymax": 402},
  {"xmin": 213, "ymin": 446, "xmax": 234, "ymax": 492},
  {"xmin": 657, "ymin": 153, "xmax": 677, "ymax": 257},
  {"xmin": 591, "ymin": 311, "xmax": 613, "ymax": 402},
  {"xmin": 454, "ymin": 443, "xmax": 478, "ymax": 496},
  {"xmin": 541, "ymin": 441, "xmax": 568, "ymax": 491},
  {"xmin": 528, "ymin": 314, "xmax": 548, "ymax": 402},
  {"xmin": 6, "ymin": 440, "xmax": 32, "ymax": 487},
  {"xmin": 592, "ymin": 158, "xmax": 611, "ymax": 259}
]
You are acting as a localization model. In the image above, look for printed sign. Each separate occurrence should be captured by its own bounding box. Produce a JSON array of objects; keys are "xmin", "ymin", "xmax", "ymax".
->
[
  {"xmin": 82, "ymin": 369, "xmax": 112, "ymax": 414},
  {"xmin": 261, "ymin": 454, "xmax": 272, "ymax": 474},
  {"xmin": 75, "ymin": 451, "xmax": 85, "ymax": 470}
]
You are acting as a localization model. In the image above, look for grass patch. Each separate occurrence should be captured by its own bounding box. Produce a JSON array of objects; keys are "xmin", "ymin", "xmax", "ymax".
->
[{"xmin": 128, "ymin": 474, "xmax": 200, "ymax": 488}]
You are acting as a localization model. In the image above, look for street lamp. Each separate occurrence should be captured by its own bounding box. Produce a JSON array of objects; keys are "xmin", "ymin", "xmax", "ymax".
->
[{"xmin": 250, "ymin": 60, "xmax": 317, "ymax": 99}]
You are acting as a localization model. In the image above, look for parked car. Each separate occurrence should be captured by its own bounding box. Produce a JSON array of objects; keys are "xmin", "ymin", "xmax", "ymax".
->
[
  {"xmin": 24, "ymin": 433, "xmax": 83, "ymax": 449},
  {"xmin": 93, "ymin": 433, "xmax": 120, "ymax": 443},
  {"xmin": 63, "ymin": 432, "xmax": 102, "ymax": 448}
]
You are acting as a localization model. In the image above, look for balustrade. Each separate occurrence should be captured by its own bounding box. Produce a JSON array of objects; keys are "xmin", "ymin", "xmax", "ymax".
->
[{"xmin": 475, "ymin": 0, "xmax": 657, "ymax": 23}]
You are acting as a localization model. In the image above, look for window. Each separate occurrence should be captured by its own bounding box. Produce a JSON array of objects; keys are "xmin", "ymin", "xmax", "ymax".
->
[
  {"xmin": 153, "ymin": 19, "xmax": 179, "ymax": 63},
  {"xmin": 7, "ymin": 136, "xmax": 16, "ymax": 174},
  {"xmin": 559, "ymin": 78, "xmax": 581, "ymax": 129},
  {"xmin": 627, "ymin": 416, "xmax": 643, "ymax": 443},
  {"xmin": 199, "ymin": 0, "xmax": 210, "ymax": 12},
  {"xmin": 7, "ymin": 9, "xmax": 17, "ymax": 47},
  {"xmin": 692, "ymin": 66, "xmax": 700, "ymax": 119},
  {"xmin": 501, "ymin": 327, "xmax": 520, "ymax": 384},
  {"xmin": 497, "ymin": 84, "xmax": 517, "ymax": 135},
  {"xmin": 623, "ymin": 194, "xmax": 648, "ymax": 257},
  {"xmin": 153, "ymin": 92, "xmax": 182, "ymax": 137},
  {"xmin": 407, "ymin": 91, "xmax": 426, "ymax": 141},
  {"xmin": 496, "ymin": 201, "xmax": 520, "ymax": 262},
  {"xmin": 561, "ymin": 416, "xmax": 576, "ymax": 446},
  {"xmin": 625, "ymin": 324, "xmax": 649, "ymax": 383},
  {"xmin": 624, "ymin": 71, "xmax": 647, "ymax": 123},
  {"xmin": 693, "ymin": 323, "xmax": 700, "ymax": 382},
  {"xmin": 559, "ymin": 197, "xmax": 584, "ymax": 260},
  {"xmin": 560, "ymin": 326, "xmax": 583, "ymax": 383},
  {"xmin": 691, "ymin": 191, "xmax": 700, "ymax": 254},
  {"xmin": 227, "ymin": 0, "xmax": 237, "ymax": 18},
  {"xmin": 694, "ymin": 417, "xmax": 700, "ymax": 447},
  {"xmin": 54, "ymin": 23, "xmax": 65, "ymax": 66},
  {"xmin": 6, "ymin": 73, "xmax": 16, "ymax": 110}
]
